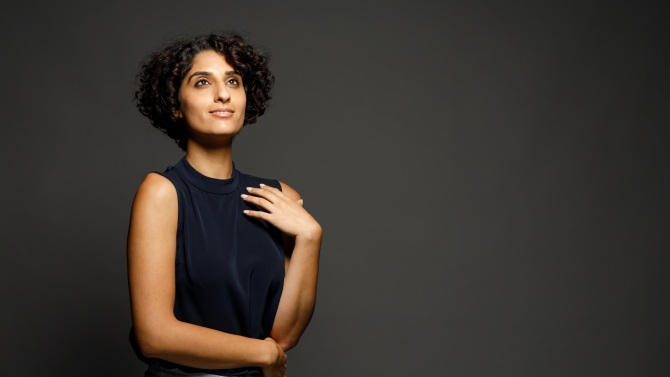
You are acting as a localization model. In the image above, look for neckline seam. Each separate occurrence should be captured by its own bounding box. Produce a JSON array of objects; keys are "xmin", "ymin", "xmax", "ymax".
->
[{"xmin": 177, "ymin": 156, "xmax": 240, "ymax": 195}]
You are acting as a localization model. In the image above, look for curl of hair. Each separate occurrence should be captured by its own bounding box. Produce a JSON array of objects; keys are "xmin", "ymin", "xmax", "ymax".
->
[{"xmin": 134, "ymin": 32, "xmax": 274, "ymax": 151}]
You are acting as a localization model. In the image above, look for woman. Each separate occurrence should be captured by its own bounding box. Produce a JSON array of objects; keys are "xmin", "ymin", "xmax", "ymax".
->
[{"xmin": 127, "ymin": 32, "xmax": 322, "ymax": 377}]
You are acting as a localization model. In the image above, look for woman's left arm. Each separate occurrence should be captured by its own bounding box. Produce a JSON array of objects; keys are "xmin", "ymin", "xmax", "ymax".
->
[{"xmin": 241, "ymin": 182, "xmax": 322, "ymax": 352}]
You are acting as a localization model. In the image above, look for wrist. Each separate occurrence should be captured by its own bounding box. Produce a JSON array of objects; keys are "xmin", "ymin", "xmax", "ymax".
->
[
  {"xmin": 296, "ymin": 226, "xmax": 322, "ymax": 244},
  {"xmin": 258, "ymin": 338, "xmax": 279, "ymax": 367}
]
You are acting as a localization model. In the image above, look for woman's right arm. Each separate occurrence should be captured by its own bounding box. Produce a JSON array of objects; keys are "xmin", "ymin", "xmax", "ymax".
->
[{"xmin": 127, "ymin": 173, "xmax": 287, "ymax": 374}]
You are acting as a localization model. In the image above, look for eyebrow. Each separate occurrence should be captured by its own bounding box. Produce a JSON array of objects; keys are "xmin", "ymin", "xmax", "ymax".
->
[{"xmin": 187, "ymin": 70, "xmax": 242, "ymax": 83}]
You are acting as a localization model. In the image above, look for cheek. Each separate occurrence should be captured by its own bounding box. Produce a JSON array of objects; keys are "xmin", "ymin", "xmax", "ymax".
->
[
  {"xmin": 237, "ymin": 89, "xmax": 247, "ymax": 107},
  {"xmin": 239, "ymin": 94, "xmax": 247, "ymax": 113},
  {"xmin": 181, "ymin": 97, "xmax": 204, "ymax": 119}
]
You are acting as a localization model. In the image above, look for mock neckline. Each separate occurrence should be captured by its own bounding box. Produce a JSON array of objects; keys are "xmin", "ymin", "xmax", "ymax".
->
[{"xmin": 176, "ymin": 156, "xmax": 240, "ymax": 195}]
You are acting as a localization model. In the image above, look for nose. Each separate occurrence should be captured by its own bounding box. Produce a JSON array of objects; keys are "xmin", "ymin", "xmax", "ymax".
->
[{"xmin": 215, "ymin": 83, "xmax": 231, "ymax": 103}]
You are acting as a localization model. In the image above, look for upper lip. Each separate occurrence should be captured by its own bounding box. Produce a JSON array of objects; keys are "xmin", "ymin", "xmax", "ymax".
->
[{"xmin": 210, "ymin": 108, "xmax": 234, "ymax": 113}]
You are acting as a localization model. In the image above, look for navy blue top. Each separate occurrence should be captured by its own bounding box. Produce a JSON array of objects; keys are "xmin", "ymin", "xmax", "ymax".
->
[{"xmin": 130, "ymin": 156, "xmax": 285, "ymax": 376}]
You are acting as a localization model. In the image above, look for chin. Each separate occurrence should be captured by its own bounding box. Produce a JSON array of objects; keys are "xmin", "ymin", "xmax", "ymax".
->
[
  {"xmin": 210, "ymin": 123, "xmax": 243, "ymax": 135},
  {"xmin": 189, "ymin": 122, "xmax": 243, "ymax": 140}
]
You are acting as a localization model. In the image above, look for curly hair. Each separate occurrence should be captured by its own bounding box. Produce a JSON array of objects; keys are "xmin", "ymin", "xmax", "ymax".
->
[{"xmin": 134, "ymin": 32, "xmax": 274, "ymax": 151}]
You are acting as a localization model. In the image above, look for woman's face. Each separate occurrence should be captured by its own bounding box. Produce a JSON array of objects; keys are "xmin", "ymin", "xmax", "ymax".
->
[{"xmin": 178, "ymin": 50, "xmax": 246, "ymax": 142}]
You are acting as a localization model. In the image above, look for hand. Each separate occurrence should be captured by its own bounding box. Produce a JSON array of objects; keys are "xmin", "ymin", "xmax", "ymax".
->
[
  {"xmin": 261, "ymin": 337, "xmax": 287, "ymax": 377},
  {"xmin": 242, "ymin": 184, "xmax": 321, "ymax": 241}
]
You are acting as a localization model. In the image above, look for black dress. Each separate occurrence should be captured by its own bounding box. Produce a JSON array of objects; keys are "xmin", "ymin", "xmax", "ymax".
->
[{"xmin": 130, "ymin": 156, "xmax": 285, "ymax": 376}]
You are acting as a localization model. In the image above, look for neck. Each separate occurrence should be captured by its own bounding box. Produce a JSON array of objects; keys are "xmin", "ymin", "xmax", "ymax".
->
[{"xmin": 184, "ymin": 137, "xmax": 234, "ymax": 180}]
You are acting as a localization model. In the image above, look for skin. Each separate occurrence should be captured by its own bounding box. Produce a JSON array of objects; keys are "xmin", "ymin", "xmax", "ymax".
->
[{"xmin": 127, "ymin": 50, "xmax": 322, "ymax": 377}]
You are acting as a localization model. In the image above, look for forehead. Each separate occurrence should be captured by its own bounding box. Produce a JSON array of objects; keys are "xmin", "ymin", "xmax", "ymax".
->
[{"xmin": 188, "ymin": 50, "xmax": 234, "ymax": 73}]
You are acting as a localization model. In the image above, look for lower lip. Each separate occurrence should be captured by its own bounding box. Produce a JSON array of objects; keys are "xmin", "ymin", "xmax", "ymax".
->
[{"xmin": 210, "ymin": 112, "xmax": 234, "ymax": 118}]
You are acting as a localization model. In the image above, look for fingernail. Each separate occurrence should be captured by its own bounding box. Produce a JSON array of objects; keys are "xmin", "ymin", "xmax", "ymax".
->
[
  {"xmin": 259, "ymin": 183, "xmax": 266, "ymax": 187},
  {"xmin": 246, "ymin": 187, "xmax": 252, "ymax": 192},
  {"xmin": 243, "ymin": 210, "xmax": 249, "ymax": 214},
  {"xmin": 241, "ymin": 194, "xmax": 248, "ymax": 198}
]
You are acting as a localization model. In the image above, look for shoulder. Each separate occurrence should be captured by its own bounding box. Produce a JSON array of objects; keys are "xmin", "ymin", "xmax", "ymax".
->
[
  {"xmin": 140, "ymin": 172, "xmax": 176, "ymax": 197},
  {"xmin": 279, "ymin": 181, "xmax": 301, "ymax": 202},
  {"xmin": 236, "ymin": 170, "xmax": 301, "ymax": 201},
  {"xmin": 132, "ymin": 173, "xmax": 178, "ymax": 212}
]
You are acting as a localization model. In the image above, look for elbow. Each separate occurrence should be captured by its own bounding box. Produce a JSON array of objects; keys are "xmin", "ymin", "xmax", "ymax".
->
[
  {"xmin": 277, "ymin": 336, "xmax": 299, "ymax": 352},
  {"xmin": 133, "ymin": 323, "xmax": 170, "ymax": 359},
  {"xmin": 270, "ymin": 329, "xmax": 300, "ymax": 352},
  {"xmin": 138, "ymin": 344, "xmax": 157, "ymax": 359},
  {"xmin": 135, "ymin": 331, "xmax": 161, "ymax": 359}
]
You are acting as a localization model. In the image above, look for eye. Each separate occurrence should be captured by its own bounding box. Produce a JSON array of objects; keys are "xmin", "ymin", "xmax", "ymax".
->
[
  {"xmin": 227, "ymin": 78, "xmax": 241, "ymax": 87},
  {"xmin": 194, "ymin": 78, "xmax": 210, "ymax": 87}
]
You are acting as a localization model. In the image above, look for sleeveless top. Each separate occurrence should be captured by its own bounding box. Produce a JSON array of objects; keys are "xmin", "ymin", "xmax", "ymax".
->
[{"xmin": 129, "ymin": 156, "xmax": 285, "ymax": 376}]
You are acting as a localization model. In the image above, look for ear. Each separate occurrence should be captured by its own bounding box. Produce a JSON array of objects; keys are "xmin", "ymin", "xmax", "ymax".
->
[{"xmin": 174, "ymin": 109, "xmax": 183, "ymax": 119}]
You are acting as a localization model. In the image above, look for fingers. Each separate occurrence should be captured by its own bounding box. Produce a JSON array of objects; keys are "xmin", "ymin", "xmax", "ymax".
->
[
  {"xmin": 241, "ymin": 193, "xmax": 273, "ymax": 210},
  {"xmin": 255, "ymin": 183, "xmax": 292, "ymax": 202},
  {"xmin": 245, "ymin": 185, "xmax": 282, "ymax": 204},
  {"xmin": 242, "ymin": 209, "xmax": 270, "ymax": 220},
  {"xmin": 259, "ymin": 183, "xmax": 283, "ymax": 194},
  {"xmin": 243, "ymin": 183, "xmax": 304, "ymax": 225}
]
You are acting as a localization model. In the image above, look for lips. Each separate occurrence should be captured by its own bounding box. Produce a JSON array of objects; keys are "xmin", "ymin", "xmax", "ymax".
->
[{"xmin": 210, "ymin": 108, "xmax": 235, "ymax": 118}]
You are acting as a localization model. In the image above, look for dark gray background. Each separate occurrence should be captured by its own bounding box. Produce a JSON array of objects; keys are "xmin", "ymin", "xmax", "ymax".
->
[{"xmin": 1, "ymin": 0, "xmax": 668, "ymax": 376}]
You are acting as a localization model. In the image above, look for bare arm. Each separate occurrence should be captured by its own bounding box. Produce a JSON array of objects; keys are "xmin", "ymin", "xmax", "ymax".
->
[
  {"xmin": 242, "ymin": 182, "xmax": 322, "ymax": 352},
  {"xmin": 127, "ymin": 173, "xmax": 286, "ymax": 372}
]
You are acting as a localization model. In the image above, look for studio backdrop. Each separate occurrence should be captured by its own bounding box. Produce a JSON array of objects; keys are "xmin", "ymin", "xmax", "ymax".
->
[{"xmin": 1, "ymin": 1, "xmax": 668, "ymax": 376}]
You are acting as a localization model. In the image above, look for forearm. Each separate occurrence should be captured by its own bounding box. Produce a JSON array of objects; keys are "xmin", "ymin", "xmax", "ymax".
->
[
  {"xmin": 270, "ymin": 233, "xmax": 321, "ymax": 350},
  {"xmin": 136, "ymin": 318, "xmax": 272, "ymax": 370}
]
